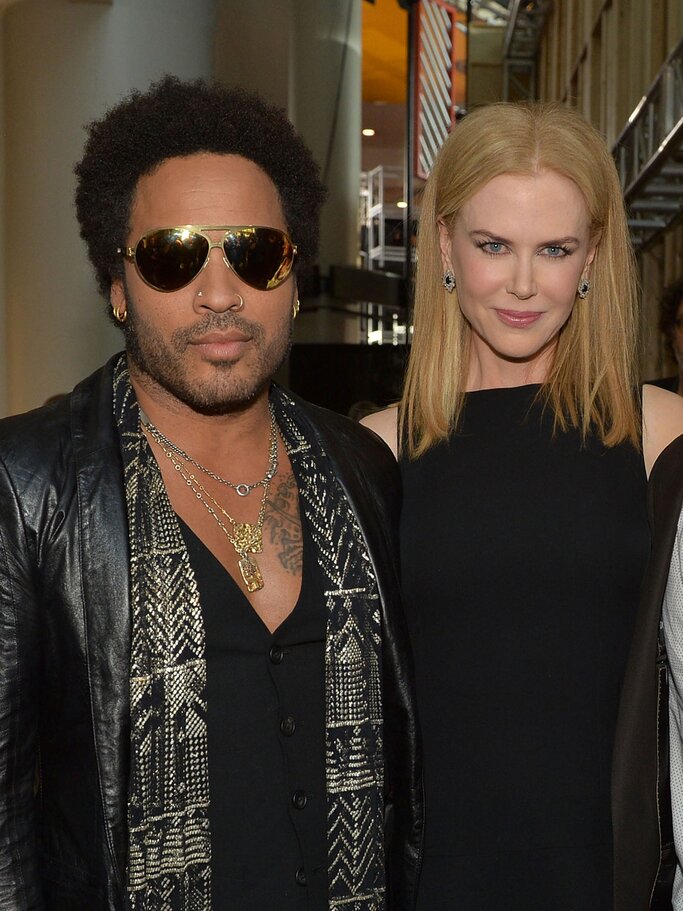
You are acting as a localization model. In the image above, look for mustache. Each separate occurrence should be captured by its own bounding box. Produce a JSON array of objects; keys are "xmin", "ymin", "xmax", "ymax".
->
[{"xmin": 170, "ymin": 312, "xmax": 265, "ymax": 349}]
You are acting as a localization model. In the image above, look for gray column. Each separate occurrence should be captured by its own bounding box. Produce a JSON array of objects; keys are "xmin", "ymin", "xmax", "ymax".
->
[
  {"xmin": 290, "ymin": 0, "xmax": 362, "ymax": 344},
  {"xmin": 289, "ymin": 0, "xmax": 362, "ymax": 274},
  {"xmin": 214, "ymin": 0, "xmax": 363, "ymax": 344},
  {"xmin": 2, "ymin": 0, "xmax": 217, "ymax": 414}
]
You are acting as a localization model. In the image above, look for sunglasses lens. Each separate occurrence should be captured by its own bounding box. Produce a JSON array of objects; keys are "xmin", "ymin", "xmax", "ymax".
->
[
  {"xmin": 224, "ymin": 228, "xmax": 295, "ymax": 291},
  {"xmin": 135, "ymin": 228, "xmax": 209, "ymax": 292}
]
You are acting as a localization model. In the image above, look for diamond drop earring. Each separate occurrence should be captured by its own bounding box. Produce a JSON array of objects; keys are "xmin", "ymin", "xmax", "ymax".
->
[
  {"xmin": 577, "ymin": 277, "xmax": 591, "ymax": 299},
  {"xmin": 443, "ymin": 270, "xmax": 456, "ymax": 293}
]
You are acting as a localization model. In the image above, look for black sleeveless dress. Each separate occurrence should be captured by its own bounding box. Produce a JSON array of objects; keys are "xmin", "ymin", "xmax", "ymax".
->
[{"xmin": 399, "ymin": 385, "xmax": 649, "ymax": 910}]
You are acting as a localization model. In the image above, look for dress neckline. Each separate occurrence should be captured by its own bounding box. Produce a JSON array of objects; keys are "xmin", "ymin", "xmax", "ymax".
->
[{"xmin": 464, "ymin": 383, "xmax": 543, "ymax": 395}]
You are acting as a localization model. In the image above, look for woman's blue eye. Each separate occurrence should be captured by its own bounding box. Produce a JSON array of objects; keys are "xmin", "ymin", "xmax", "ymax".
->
[
  {"xmin": 481, "ymin": 242, "xmax": 504, "ymax": 254},
  {"xmin": 545, "ymin": 245, "xmax": 567, "ymax": 257}
]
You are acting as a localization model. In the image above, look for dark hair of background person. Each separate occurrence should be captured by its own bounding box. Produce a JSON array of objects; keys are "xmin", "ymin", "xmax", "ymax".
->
[
  {"xmin": 659, "ymin": 276, "xmax": 683, "ymax": 360},
  {"xmin": 74, "ymin": 75, "xmax": 327, "ymax": 322},
  {"xmin": 348, "ymin": 400, "xmax": 380, "ymax": 422}
]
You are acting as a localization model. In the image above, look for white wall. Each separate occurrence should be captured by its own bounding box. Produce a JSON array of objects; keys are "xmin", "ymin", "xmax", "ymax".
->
[
  {"xmin": 2, "ymin": 0, "xmax": 217, "ymax": 413},
  {"xmin": 1, "ymin": 0, "xmax": 366, "ymax": 414}
]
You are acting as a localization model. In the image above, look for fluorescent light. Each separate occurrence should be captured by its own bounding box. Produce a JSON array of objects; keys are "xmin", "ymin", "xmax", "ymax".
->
[
  {"xmin": 396, "ymin": 200, "xmax": 408, "ymax": 209},
  {"xmin": 362, "ymin": 128, "xmax": 376, "ymax": 137}
]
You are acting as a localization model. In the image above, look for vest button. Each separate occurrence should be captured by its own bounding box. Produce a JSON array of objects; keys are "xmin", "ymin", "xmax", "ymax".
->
[
  {"xmin": 280, "ymin": 715, "xmax": 296, "ymax": 736},
  {"xmin": 269, "ymin": 645, "xmax": 284, "ymax": 664},
  {"xmin": 292, "ymin": 789, "xmax": 308, "ymax": 810},
  {"xmin": 295, "ymin": 866, "xmax": 307, "ymax": 886}
]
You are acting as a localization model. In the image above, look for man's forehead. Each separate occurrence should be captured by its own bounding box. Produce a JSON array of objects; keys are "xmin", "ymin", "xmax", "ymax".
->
[
  {"xmin": 136, "ymin": 152, "xmax": 272, "ymax": 192},
  {"xmin": 128, "ymin": 152, "xmax": 286, "ymax": 232}
]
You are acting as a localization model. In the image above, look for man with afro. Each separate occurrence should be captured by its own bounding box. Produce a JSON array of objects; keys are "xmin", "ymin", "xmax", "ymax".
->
[{"xmin": 0, "ymin": 76, "xmax": 421, "ymax": 911}]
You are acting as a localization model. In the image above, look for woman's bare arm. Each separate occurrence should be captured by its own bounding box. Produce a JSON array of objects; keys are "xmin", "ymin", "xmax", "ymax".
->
[
  {"xmin": 361, "ymin": 407, "xmax": 399, "ymax": 459},
  {"xmin": 642, "ymin": 383, "xmax": 683, "ymax": 477}
]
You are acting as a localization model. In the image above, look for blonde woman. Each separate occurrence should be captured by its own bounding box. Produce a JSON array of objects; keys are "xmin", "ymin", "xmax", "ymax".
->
[{"xmin": 364, "ymin": 102, "xmax": 683, "ymax": 909}]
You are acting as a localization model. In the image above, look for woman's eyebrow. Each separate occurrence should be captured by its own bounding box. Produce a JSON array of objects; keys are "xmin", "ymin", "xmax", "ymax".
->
[{"xmin": 469, "ymin": 229, "xmax": 581, "ymax": 246}]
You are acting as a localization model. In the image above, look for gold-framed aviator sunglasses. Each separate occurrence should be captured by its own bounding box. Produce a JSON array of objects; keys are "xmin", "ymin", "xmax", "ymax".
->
[{"xmin": 117, "ymin": 225, "xmax": 297, "ymax": 293}]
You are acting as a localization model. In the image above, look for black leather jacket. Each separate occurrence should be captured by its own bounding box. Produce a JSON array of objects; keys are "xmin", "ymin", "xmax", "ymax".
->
[
  {"xmin": 612, "ymin": 432, "xmax": 683, "ymax": 911},
  {"xmin": 0, "ymin": 356, "xmax": 423, "ymax": 911}
]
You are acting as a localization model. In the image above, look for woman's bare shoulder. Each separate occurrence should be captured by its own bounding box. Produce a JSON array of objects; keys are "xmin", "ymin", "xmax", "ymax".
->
[
  {"xmin": 360, "ymin": 407, "xmax": 398, "ymax": 459},
  {"xmin": 642, "ymin": 383, "xmax": 683, "ymax": 477}
]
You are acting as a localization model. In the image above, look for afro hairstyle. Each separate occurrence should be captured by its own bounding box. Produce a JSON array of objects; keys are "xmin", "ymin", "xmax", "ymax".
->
[{"xmin": 74, "ymin": 75, "xmax": 327, "ymax": 306}]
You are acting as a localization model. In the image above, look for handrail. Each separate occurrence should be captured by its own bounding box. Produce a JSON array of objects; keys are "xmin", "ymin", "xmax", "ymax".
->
[
  {"xmin": 504, "ymin": 0, "xmax": 554, "ymax": 60},
  {"xmin": 612, "ymin": 35, "xmax": 683, "ymax": 249}
]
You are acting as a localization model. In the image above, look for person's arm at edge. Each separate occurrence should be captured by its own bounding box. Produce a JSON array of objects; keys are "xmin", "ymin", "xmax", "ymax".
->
[
  {"xmin": 661, "ymin": 513, "xmax": 683, "ymax": 911},
  {"xmin": 361, "ymin": 407, "xmax": 399, "ymax": 460},
  {"xmin": 642, "ymin": 383, "xmax": 683, "ymax": 478}
]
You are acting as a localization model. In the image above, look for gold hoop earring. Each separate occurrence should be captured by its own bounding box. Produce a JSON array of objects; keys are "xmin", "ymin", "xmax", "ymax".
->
[
  {"xmin": 113, "ymin": 304, "xmax": 127, "ymax": 324},
  {"xmin": 292, "ymin": 299, "xmax": 300, "ymax": 320}
]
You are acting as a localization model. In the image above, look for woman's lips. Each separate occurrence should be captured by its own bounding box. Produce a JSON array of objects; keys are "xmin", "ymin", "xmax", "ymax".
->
[{"xmin": 495, "ymin": 309, "xmax": 543, "ymax": 328}]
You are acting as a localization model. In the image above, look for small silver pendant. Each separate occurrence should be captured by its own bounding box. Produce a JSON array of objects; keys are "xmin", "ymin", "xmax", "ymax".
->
[{"xmin": 235, "ymin": 483, "xmax": 250, "ymax": 497}]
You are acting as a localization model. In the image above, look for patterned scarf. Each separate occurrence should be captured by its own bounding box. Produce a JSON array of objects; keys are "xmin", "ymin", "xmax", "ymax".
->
[{"xmin": 113, "ymin": 356, "xmax": 385, "ymax": 910}]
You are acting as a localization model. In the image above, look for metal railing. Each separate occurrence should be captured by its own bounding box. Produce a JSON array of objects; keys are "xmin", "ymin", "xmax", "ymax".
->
[
  {"xmin": 613, "ymin": 35, "xmax": 683, "ymax": 250},
  {"xmin": 503, "ymin": 0, "xmax": 553, "ymax": 61},
  {"xmin": 502, "ymin": 0, "xmax": 553, "ymax": 102},
  {"xmin": 361, "ymin": 166, "xmax": 407, "ymax": 271}
]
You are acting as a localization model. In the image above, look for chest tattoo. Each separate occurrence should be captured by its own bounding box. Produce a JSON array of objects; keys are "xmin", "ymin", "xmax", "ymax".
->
[{"xmin": 264, "ymin": 472, "xmax": 303, "ymax": 574}]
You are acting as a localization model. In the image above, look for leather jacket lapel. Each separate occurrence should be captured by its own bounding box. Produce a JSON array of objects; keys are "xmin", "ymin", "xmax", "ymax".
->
[{"xmin": 71, "ymin": 358, "xmax": 131, "ymax": 893}]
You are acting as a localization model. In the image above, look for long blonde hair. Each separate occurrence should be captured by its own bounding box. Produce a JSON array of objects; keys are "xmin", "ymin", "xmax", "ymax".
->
[{"xmin": 401, "ymin": 101, "xmax": 640, "ymax": 458}]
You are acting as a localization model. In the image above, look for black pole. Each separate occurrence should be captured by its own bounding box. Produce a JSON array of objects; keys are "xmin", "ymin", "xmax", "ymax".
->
[
  {"xmin": 404, "ymin": 0, "xmax": 418, "ymax": 307},
  {"xmin": 466, "ymin": 0, "xmax": 472, "ymax": 112}
]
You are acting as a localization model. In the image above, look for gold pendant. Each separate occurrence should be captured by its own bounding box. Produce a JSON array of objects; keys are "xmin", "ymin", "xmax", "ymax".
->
[
  {"xmin": 232, "ymin": 521, "xmax": 263, "ymax": 554},
  {"xmin": 239, "ymin": 554, "xmax": 264, "ymax": 592}
]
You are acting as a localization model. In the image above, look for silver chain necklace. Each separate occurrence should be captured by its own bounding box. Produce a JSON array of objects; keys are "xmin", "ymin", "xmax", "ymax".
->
[
  {"xmin": 140, "ymin": 403, "xmax": 279, "ymax": 497},
  {"xmin": 156, "ymin": 441, "xmax": 270, "ymax": 592}
]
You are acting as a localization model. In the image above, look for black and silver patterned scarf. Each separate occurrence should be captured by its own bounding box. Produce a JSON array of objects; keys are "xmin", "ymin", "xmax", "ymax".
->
[{"xmin": 113, "ymin": 356, "xmax": 385, "ymax": 911}]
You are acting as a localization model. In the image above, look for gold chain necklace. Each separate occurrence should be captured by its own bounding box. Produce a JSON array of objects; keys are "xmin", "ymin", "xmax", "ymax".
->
[
  {"xmin": 141, "ymin": 404, "xmax": 278, "ymax": 497},
  {"xmin": 142, "ymin": 423, "xmax": 276, "ymax": 592}
]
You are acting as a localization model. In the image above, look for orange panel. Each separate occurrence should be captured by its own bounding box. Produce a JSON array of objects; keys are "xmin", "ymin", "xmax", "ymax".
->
[{"xmin": 362, "ymin": 0, "xmax": 408, "ymax": 103}]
